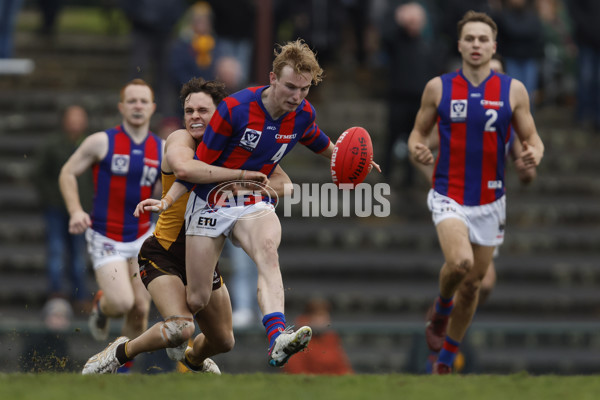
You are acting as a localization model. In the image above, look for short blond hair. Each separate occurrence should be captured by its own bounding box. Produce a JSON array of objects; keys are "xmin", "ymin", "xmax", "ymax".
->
[{"xmin": 272, "ymin": 39, "xmax": 324, "ymax": 86}]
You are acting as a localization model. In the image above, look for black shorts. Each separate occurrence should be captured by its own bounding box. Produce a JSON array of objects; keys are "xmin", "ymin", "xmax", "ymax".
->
[{"xmin": 138, "ymin": 234, "xmax": 223, "ymax": 290}]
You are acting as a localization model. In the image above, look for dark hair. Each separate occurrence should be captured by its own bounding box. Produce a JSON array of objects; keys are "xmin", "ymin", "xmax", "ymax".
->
[
  {"xmin": 457, "ymin": 10, "xmax": 498, "ymax": 40},
  {"xmin": 179, "ymin": 77, "xmax": 228, "ymax": 109}
]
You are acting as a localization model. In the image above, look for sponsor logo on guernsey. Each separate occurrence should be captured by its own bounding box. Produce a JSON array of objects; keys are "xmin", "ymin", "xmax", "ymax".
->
[
  {"xmin": 275, "ymin": 133, "xmax": 297, "ymax": 143},
  {"xmin": 143, "ymin": 157, "xmax": 159, "ymax": 167},
  {"xmin": 481, "ymin": 99, "xmax": 504, "ymax": 109},
  {"xmin": 450, "ymin": 99, "xmax": 467, "ymax": 121},
  {"xmin": 111, "ymin": 154, "xmax": 130, "ymax": 175},
  {"xmin": 240, "ymin": 128, "xmax": 262, "ymax": 151},
  {"xmin": 488, "ymin": 180, "xmax": 503, "ymax": 189}
]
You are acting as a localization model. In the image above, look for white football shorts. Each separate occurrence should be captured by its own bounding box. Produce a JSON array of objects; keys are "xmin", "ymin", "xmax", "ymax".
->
[
  {"xmin": 427, "ymin": 189, "xmax": 506, "ymax": 246},
  {"xmin": 85, "ymin": 226, "xmax": 154, "ymax": 270},
  {"xmin": 184, "ymin": 191, "xmax": 275, "ymax": 240}
]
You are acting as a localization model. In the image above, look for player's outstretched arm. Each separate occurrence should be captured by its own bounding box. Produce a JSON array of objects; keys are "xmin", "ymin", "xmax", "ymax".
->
[
  {"xmin": 167, "ymin": 130, "xmax": 268, "ymax": 185},
  {"xmin": 59, "ymin": 132, "xmax": 107, "ymax": 234}
]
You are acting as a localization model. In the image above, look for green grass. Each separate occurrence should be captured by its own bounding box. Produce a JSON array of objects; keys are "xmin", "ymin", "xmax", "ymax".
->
[{"xmin": 1, "ymin": 373, "xmax": 599, "ymax": 400}]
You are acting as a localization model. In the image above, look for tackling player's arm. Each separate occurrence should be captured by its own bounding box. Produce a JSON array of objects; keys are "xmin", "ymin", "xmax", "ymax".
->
[
  {"xmin": 59, "ymin": 131, "xmax": 108, "ymax": 234},
  {"xmin": 510, "ymin": 79, "xmax": 544, "ymax": 168},
  {"xmin": 134, "ymin": 180, "xmax": 189, "ymax": 216},
  {"xmin": 167, "ymin": 129, "xmax": 268, "ymax": 184},
  {"xmin": 408, "ymin": 77, "xmax": 442, "ymax": 166}
]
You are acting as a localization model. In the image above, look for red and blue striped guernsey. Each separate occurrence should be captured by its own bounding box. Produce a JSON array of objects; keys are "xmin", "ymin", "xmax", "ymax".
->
[
  {"xmin": 192, "ymin": 86, "xmax": 331, "ymax": 201},
  {"xmin": 91, "ymin": 125, "xmax": 162, "ymax": 242},
  {"xmin": 434, "ymin": 69, "xmax": 513, "ymax": 206}
]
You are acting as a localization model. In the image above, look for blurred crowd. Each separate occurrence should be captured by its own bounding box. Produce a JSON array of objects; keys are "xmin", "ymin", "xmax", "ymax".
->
[
  {"xmin": 6, "ymin": 0, "xmax": 591, "ymax": 186},
  {"xmin": 3, "ymin": 1, "xmax": 585, "ymax": 116}
]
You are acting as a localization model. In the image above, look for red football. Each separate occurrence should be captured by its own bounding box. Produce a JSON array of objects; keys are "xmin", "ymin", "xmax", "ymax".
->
[{"xmin": 330, "ymin": 126, "xmax": 373, "ymax": 188}]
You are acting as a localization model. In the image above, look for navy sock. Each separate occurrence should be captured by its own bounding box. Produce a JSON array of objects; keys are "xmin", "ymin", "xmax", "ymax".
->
[
  {"xmin": 435, "ymin": 294, "xmax": 454, "ymax": 316},
  {"xmin": 262, "ymin": 312, "xmax": 286, "ymax": 348},
  {"xmin": 437, "ymin": 335, "xmax": 460, "ymax": 367}
]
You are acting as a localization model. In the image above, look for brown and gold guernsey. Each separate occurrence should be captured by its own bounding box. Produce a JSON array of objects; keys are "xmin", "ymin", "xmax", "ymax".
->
[
  {"xmin": 138, "ymin": 170, "xmax": 223, "ymax": 289},
  {"xmin": 154, "ymin": 171, "xmax": 190, "ymax": 251}
]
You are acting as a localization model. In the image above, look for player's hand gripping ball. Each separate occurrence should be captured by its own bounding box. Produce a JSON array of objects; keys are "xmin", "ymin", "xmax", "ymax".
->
[{"xmin": 330, "ymin": 126, "xmax": 373, "ymax": 188}]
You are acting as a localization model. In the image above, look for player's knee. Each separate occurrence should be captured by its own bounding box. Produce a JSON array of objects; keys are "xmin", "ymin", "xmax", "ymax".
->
[
  {"xmin": 106, "ymin": 296, "xmax": 135, "ymax": 316},
  {"xmin": 480, "ymin": 278, "xmax": 494, "ymax": 296},
  {"xmin": 446, "ymin": 257, "xmax": 472, "ymax": 280},
  {"xmin": 129, "ymin": 298, "xmax": 151, "ymax": 319},
  {"xmin": 186, "ymin": 291, "xmax": 211, "ymax": 315},
  {"xmin": 214, "ymin": 331, "xmax": 235, "ymax": 354},
  {"xmin": 458, "ymin": 278, "xmax": 481, "ymax": 303},
  {"xmin": 161, "ymin": 317, "xmax": 195, "ymax": 347}
]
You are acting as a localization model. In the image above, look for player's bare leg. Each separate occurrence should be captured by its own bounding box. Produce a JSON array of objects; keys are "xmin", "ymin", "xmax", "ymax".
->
[
  {"xmin": 233, "ymin": 211, "xmax": 311, "ymax": 367},
  {"xmin": 437, "ymin": 219, "xmax": 474, "ymax": 298},
  {"xmin": 185, "ymin": 235, "xmax": 226, "ymax": 314},
  {"xmin": 91, "ymin": 259, "xmax": 136, "ymax": 341},
  {"xmin": 121, "ymin": 257, "xmax": 151, "ymax": 339},
  {"xmin": 479, "ymin": 259, "xmax": 497, "ymax": 305},
  {"xmin": 432, "ymin": 225, "xmax": 495, "ymax": 373},
  {"xmin": 125, "ymin": 275, "xmax": 194, "ymax": 356},
  {"xmin": 232, "ymin": 212, "xmax": 284, "ymax": 315},
  {"xmin": 184, "ymin": 284, "xmax": 235, "ymax": 372},
  {"xmin": 425, "ymin": 218, "xmax": 473, "ymax": 353},
  {"xmin": 447, "ymin": 244, "xmax": 494, "ymax": 341},
  {"xmin": 82, "ymin": 274, "xmax": 193, "ymax": 375}
]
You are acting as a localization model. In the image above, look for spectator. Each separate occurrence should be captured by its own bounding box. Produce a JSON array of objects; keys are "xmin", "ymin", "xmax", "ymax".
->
[
  {"xmin": 215, "ymin": 55, "xmax": 244, "ymax": 93},
  {"xmin": 0, "ymin": 0, "xmax": 24, "ymax": 58},
  {"xmin": 380, "ymin": 1, "xmax": 440, "ymax": 188},
  {"xmin": 169, "ymin": 2, "xmax": 223, "ymax": 90},
  {"xmin": 206, "ymin": 0, "xmax": 255, "ymax": 86},
  {"xmin": 566, "ymin": 0, "xmax": 600, "ymax": 131},
  {"xmin": 36, "ymin": 0, "xmax": 62, "ymax": 36},
  {"xmin": 535, "ymin": 0, "xmax": 576, "ymax": 107},
  {"xmin": 283, "ymin": 298, "xmax": 353, "ymax": 375},
  {"xmin": 34, "ymin": 104, "xmax": 92, "ymax": 312},
  {"xmin": 120, "ymin": 0, "xmax": 185, "ymax": 117},
  {"xmin": 492, "ymin": 0, "xmax": 545, "ymax": 109}
]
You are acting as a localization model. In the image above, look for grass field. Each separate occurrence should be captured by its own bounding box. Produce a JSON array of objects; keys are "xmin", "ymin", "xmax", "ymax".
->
[{"xmin": 1, "ymin": 373, "xmax": 599, "ymax": 400}]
